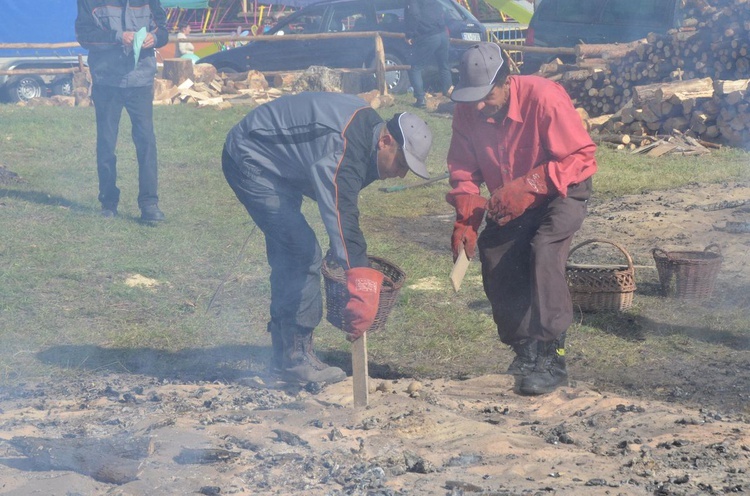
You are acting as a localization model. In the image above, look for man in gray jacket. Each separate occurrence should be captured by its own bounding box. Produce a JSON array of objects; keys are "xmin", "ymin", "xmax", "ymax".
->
[
  {"xmin": 223, "ymin": 92, "xmax": 433, "ymax": 384},
  {"xmin": 75, "ymin": 0, "xmax": 168, "ymax": 221}
]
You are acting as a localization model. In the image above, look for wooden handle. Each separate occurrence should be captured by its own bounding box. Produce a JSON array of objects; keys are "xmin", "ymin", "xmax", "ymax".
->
[
  {"xmin": 351, "ymin": 334, "xmax": 369, "ymax": 407},
  {"xmin": 568, "ymin": 238, "xmax": 634, "ymax": 271}
]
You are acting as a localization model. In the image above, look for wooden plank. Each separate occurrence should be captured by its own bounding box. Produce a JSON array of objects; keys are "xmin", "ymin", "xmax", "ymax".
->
[
  {"xmin": 632, "ymin": 139, "xmax": 666, "ymax": 154},
  {"xmin": 374, "ymin": 34, "xmax": 387, "ymax": 96},
  {"xmin": 450, "ymin": 250, "xmax": 471, "ymax": 292},
  {"xmin": 351, "ymin": 333, "xmax": 368, "ymax": 407},
  {"xmin": 645, "ymin": 142, "xmax": 678, "ymax": 157}
]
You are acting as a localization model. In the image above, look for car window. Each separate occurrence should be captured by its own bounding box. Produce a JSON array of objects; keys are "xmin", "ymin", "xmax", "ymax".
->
[
  {"xmin": 374, "ymin": 0, "xmax": 404, "ymax": 16},
  {"xmin": 329, "ymin": 3, "xmax": 374, "ymax": 32},
  {"xmin": 274, "ymin": 5, "xmax": 327, "ymax": 35},
  {"xmin": 536, "ymin": 0, "xmax": 600, "ymax": 23},
  {"xmin": 600, "ymin": 0, "xmax": 674, "ymax": 25},
  {"xmin": 375, "ymin": 0, "xmax": 405, "ymax": 32},
  {"xmin": 436, "ymin": 0, "xmax": 466, "ymax": 21}
]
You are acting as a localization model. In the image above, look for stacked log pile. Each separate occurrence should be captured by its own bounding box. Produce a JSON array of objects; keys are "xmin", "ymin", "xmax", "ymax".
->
[
  {"xmin": 591, "ymin": 75, "xmax": 750, "ymax": 147},
  {"xmin": 541, "ymin": 0, "xmax": 750, "ymax": 147}
]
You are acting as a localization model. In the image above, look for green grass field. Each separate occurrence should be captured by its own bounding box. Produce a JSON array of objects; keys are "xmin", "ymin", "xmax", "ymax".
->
[{"xmin": 1, "ymin": 96, "xmax": 748, "ymax": 414}]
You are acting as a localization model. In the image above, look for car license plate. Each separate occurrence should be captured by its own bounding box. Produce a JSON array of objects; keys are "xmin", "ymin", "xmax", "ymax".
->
[{"xmin": 462, "ymin": 33, "xmax": 482, "ymax": 41}]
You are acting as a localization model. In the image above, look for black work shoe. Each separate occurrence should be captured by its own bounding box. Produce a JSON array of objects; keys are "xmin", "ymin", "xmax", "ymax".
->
[
  {"xmin": 506, "ymin": 338, "xmax": 537, "ymax": 376},
  {"xmin": 413, "ymin": 99, "xmax": 426, "ymax": 108},
  {"xmin": 101, "ymin": 207, "xmax": 118, "ymax": 218},
  {"xmin": 140, "ymin": 205, "xmax": 165, "ymax": 222},
  {"xmin": 280, "ymin": 327, "xmax": 346, "ymax": 384},
  {"xmin": 518, "ymin": 338, "xmax": 568, "ymax": 395}
]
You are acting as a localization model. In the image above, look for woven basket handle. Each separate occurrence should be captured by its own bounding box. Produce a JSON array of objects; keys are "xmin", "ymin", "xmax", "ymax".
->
[
  {"xmin": 704, "ymin": 243, "xmax": 722, "ymax": 255},
  {"xmin": 568, "ymin": 238, "xmax": 634, "ymax": 271}
]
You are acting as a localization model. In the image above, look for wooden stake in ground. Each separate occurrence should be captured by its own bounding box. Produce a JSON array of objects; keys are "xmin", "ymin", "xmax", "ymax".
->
[{"xmin": 351, "ymin": 333, "xmax": 369, "ymax": 407}]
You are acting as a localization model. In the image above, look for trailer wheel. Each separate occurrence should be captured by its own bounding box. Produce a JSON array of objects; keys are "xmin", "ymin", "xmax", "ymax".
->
[
  {"xmin": 365, "ymin": 52, "xmax": 410, "ymax": 94},
  {"xmin": 5, "ymin": 75, "xmax": 44, "ymax": 102},
  {"xmin": 51, "ymin": 76, "xmax": 74, "ymax": 96}
]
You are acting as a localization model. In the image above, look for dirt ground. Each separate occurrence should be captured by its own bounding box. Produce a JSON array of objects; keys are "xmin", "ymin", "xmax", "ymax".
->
[{"xmin": 0, "ymin": 181, "xmax": 748, "ymax": 495}]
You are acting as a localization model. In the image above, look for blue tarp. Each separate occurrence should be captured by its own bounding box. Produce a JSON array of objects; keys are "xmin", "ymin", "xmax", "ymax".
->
[{"xmin": 0, "ymin": 0, "xmax": 86, "ymax": 57}]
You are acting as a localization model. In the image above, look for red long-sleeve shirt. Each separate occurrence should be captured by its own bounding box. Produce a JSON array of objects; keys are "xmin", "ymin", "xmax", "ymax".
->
[{"xmin": 447, "ymin": 75, "xmax": 597, "ymax": 202}]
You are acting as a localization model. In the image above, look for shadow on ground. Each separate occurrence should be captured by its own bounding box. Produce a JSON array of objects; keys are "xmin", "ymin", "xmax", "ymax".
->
[
  {"xmin": 0, "ymin": 188, "xmax": 88, "ymax": 211},
  {"xmin": 35, "ymin": 344, "xmax": 409, "ymax": 385}
]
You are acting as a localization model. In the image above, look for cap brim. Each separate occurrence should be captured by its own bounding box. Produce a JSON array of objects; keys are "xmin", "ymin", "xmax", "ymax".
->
[
  {"xmin": 450, "ymin": 83, "xmax": 494, "ymax": 103},
  {"xmin": 403, "ymin": 148, "xmax": 430, "ymax": 179}
]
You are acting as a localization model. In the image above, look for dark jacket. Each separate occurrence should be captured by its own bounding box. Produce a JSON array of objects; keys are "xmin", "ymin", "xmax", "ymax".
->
[
  {"xmin": 75, "ymin": 0, "xmax": 168, "ymax": 87},
  {"xmin": 224, "ymin": 93, "xmax": 384, "ymax": 270},
  {"xmin": 405, "ymin": 0, "xmax": 447, "ymax": 40}
]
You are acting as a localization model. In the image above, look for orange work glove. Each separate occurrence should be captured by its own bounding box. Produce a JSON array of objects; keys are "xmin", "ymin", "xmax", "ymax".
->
[
  {"xmin": 487, "ymin": 164, "xmax": 554, "ymax": 226},
  {"xmin": 343, "ymin": 267, "xmax": 384, "ymax": 342},
  {"xmin": 450, "ymin": 194, "xmax": 487, "ymax": 262}
]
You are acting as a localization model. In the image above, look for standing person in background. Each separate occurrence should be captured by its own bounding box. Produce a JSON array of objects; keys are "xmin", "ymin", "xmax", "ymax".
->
[
  {"xmin": 447, "ymin": 43, "xmax": 597, "ymax": 395},
  {"xmin": 223, "ymin": 92, "xmax": 433, "ymax": 385},
  {"xmin": 404, "ymin": 0, "xmax": 452, "ymax": 108},
  {"xmin": 75, "ymin": 0, "xmax": 168, "ymax": 222},
  {"xmin": 176, "ymin": 21, "xmax": 195, "ymax": 59}
]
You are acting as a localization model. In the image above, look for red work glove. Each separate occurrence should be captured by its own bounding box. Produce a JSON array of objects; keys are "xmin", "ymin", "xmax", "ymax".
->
[
  {"xmin": 450, "ymin": 194, "xmax": 487, "ymax": 262},
  {"xmin": 343, "ymin": 267, "xmax": 384, "ymax": 342},
  {"xmin": 487, "ymin": 164, "xmax": 554, "ymax": 226}
]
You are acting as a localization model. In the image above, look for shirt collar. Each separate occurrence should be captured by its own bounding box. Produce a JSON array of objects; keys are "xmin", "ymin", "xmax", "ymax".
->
[{"xmin": 505, "ymin": 76, "xmax": 522, "ymax": 123}]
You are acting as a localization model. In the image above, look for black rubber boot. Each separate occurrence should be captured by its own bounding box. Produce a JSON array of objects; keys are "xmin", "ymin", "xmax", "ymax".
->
[
  {"xmin": 518, "ymin": 333, "xmax": 568, "ymax": 395},
  {"xmin": 280, "ymin": 326, "xmax": 346, "ymax": 384},
  {"xmin": 506, "ymin": 338, "xmax": 538, "ymax": 376}
]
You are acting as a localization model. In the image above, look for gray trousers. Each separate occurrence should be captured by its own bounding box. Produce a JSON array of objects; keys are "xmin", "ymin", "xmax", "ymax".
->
[
  {"xmin": 478, "ymin": 178, "xmax": 591, "ymax": 344},
  {"xmin": 92, "ymin": 84, "xmax": 158, "ymax": 209},
  {"xmin": 222, "ymin": 148, "xmax": 323, "ymax": 330}
]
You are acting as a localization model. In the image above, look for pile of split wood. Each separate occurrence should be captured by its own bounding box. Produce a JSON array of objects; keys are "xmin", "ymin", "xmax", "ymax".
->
[
  {"xmin": 64, "ymin": 59, "xmax": 393, "ymax": 110},
  {"xmin": 543, "ymin": 0, "xmax": 750, "ymax": 148},
  {"xmin": 152, "ymin": 61, "xmax": 283, "ymax": 108},
  {"xmin": 595, "ymin": 130, "xmax": 718, "ymax": 156}
]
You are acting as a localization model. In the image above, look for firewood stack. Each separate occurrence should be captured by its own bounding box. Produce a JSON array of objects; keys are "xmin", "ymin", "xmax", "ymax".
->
[{"xmin": 540, "ymin": 0, "xmax": 750, "ymax": 147}]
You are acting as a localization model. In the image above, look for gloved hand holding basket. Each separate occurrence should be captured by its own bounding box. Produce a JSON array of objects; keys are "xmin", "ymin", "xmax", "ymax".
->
[{"xmin": 322, "ymin": 256, "xmax": 406, "ymax": 341}]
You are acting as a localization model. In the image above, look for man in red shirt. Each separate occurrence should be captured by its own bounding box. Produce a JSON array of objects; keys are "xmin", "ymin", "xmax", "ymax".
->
[{"xmin": 447, "ymin": 42, "xmax": 597, "ymax": 395}]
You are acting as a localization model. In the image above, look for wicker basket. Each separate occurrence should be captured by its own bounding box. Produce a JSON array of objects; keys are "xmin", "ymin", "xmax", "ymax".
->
[
  {"xmin": 652, "ymin": 244, "xmax": 722, "ymax": 300},
  {"xmin": 322, "ymin": 256, "xmax": 406, "ymax": 333},
  {"xmin": 566, "ymin": 239, "xmax": 636, "ymax": 312}
]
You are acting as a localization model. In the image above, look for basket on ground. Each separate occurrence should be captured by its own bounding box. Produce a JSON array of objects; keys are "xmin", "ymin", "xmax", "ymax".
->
[
  {"xmin": 566, "ymin": 238, "xmax": 636, "ymax": 312},
  {"xmin": 322, "ymin": 256, "xmax": 406, "ymax": 333},
  {"xmin": 652, "ymin": 244, "xmax": 722, "ymax": 300}
]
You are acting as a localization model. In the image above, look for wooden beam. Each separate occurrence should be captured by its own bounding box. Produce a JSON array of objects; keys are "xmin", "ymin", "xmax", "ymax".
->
[{"xmin": 374, "ymin": 34, "xmax": 387, "ymax": 96}]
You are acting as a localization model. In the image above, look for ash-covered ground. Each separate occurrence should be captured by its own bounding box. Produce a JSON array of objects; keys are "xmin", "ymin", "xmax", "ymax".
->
[
  {"xmin": 0, "ymin": 372, "xmax": 748, "ymax": 495},
  {"xmin": 0, "ymin": 182, "xmax": 748, "ymax": 495}
]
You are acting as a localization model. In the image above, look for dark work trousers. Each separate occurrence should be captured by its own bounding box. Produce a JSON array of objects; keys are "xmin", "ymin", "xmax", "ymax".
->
[
  {"xmin": 478, "ymin": 178, "xmax": 592, "ymax": 345},
  {"xmin": 92, "ymin": 84, "xmax": 159, "ymax": 210},
  {"xmin": 408, "ymin": 31, "xmax": 452, "ymax": 102},
  {"xmin": 222, "ymin": 148, "xmax": 323, "ymax": 330}
]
